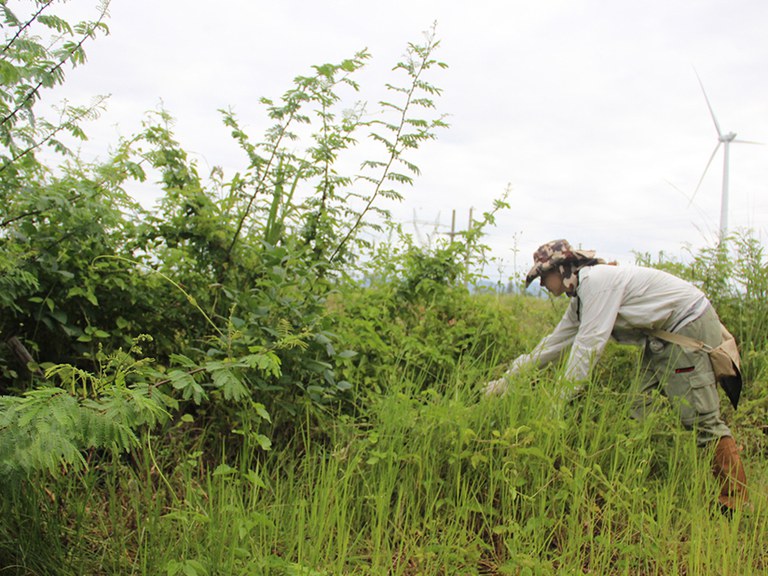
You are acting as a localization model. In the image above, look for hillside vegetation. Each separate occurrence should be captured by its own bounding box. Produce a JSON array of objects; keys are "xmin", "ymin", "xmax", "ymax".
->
[{"xmin": 0, "ymin": 4, "xmax": 765, "ymax": 574}]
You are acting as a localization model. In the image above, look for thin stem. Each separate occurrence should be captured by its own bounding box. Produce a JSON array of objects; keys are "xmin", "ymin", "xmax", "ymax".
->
[
  {"xmin": 224, "ymin": 110, "xmax": 296, "ymax": 264},
  {"xmin": 0, "ymin": 4, "xmax": 109, "ymax": 129},
  {"xmin": 1, "ymin": 0, "xmax": 55, "ymax": 55},
  {"xmin": 329, "ymin": 50, "xmax": 428, "ymax": 263},
  {"xmin": 0, "ymin": 96, "xmax": 108, "ymax": 174}
]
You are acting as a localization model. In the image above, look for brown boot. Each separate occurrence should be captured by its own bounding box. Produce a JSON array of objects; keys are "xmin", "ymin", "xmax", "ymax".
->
[{"xmin": 712, "ymin": 436, "xmax": 748, "ymax": 513}]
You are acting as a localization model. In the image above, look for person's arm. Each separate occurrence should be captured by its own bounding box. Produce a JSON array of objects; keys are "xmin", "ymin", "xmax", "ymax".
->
[
  {"xmin": 563, "ymin": 274, "xmax": 623, "ymax": 382},
  {"xmin": 484, "ymin": 299, "xmax": 580, "ymax": 395},
  {"xmin": 512, "ymin": 300, "xmax": 580, "ymax": 371}
]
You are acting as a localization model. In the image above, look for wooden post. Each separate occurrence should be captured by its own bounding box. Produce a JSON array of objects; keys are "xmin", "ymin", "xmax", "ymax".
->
[{"xmin": 465, "ymin": 208, "xmax": 474, "ymax": 284}]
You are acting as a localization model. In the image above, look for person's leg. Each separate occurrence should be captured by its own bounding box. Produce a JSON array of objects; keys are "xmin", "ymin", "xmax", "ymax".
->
[
  {"xmin": 664, "ymin": 307, "xmax": 748, "ymax": 511},
  {"xmin": 632, "ymin": 337, "xmax": 669, "ymax": 421},
  {"xmin": 712, "ymin": 435, "xmax": 748, "ymax": 513}
]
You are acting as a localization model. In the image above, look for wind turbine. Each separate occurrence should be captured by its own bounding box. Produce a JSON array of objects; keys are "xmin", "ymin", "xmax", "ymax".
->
[{"xmin": 691, "ymin": 71, "xmax": 762, "ymax": 241}]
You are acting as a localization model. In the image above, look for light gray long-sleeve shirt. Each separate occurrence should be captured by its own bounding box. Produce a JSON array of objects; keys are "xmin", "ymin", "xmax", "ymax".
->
[{"xmin": 509, "ymin": 265, "xmax": 709, "ymax": 381}]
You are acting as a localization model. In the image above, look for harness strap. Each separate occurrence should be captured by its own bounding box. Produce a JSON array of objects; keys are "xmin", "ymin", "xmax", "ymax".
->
[{"xmin": 647, "ymin": 329, "xmax": 714, "ymax": 354}]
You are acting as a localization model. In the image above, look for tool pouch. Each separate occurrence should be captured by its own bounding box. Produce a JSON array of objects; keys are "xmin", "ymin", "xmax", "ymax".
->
[
  {"xmin": 647, "ymin": 324, "xmax": 742, "ymax": 409},
  {"xmin": 708, "ymin": 325, "xmax": 742, "ymax": 409}
]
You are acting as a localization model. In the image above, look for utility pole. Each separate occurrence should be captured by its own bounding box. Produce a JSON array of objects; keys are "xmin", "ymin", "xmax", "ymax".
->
[
  {"xmin": 464, "ymin": 207, "xmax": 473, "ymax": 272},
  {"xmin": 427, "ymin": 207, "xmax": 473, "ymax": 245}
]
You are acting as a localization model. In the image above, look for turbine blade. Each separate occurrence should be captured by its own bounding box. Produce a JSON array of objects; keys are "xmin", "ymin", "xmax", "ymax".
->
[
  {"xmin": 733, "ymin": 139, "xmax": 764, "ymax": 145},
  {"xmin": 693, "ymin": 68, "xmax": 723, "ymax": 138},
  {"xmin": 667, "ymin": 180, "xmax": 711, "ymax": 222},
  {"xmin": 690, "ymin": 142, "xmax": 721, "ymax": 205},
  {"xmin": 666, "ymin": 179, "xmax": 693, "ymax": 203}
]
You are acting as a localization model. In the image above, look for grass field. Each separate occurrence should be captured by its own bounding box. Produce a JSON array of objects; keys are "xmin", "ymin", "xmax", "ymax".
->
[{"xmin": 3, "ymin": 354, "xmax": 765, "ymax": 575}]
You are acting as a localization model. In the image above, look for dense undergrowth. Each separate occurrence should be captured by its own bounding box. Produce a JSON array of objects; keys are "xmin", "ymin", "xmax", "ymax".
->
[
  {"xmin": 0, "ymin": 3, "xmax": 766, "ymax": 574},
  {"xmin": 1, "ymin": 282, "xmax": 766, "ymax": 575},
  {"xmin": 1, "ymin": 317, "xmax": 766, "ymax": 575}
]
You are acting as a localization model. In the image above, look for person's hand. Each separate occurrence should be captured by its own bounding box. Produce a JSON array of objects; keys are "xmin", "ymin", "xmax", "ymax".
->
[{"xmin": 483, "ymin": 375, "xmax": 510, "ymax": 397}]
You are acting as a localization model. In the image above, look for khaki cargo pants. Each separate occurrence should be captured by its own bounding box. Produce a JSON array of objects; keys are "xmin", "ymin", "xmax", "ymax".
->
[{"xmin": 633, "ymin": 305, "xmax": 731, "ymax": 446}]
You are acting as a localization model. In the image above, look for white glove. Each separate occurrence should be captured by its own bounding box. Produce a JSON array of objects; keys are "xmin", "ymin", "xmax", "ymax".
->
[{"xmin": 483, "ymin": 375, "xmax": 511, "ymax": 396}]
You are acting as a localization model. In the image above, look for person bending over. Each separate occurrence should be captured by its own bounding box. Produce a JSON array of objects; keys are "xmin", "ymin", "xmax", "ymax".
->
[{"xmin": 485, "ymin": 239, "xmax": 748, "ymax": 514}]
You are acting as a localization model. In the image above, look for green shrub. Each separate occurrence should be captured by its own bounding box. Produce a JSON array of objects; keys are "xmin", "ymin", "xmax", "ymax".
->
[{"xmin": 0, "ymin": 11, "xmax": 450, "ymax": 472}]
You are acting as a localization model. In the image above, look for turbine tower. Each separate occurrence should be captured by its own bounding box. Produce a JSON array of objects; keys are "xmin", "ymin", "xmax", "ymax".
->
[{"xmin": 691, "ymin": 70, "xmax": 761, "ymax": 241}]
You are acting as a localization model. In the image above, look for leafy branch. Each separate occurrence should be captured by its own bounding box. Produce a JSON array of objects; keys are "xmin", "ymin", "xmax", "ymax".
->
[
  {"xmin": 1, "ymin": 0, "xmax": 54, "ymax": 56},
  {"xmin": 0, "ymin": 95, "xmax": 107, "ymax": 175},
  {"xmin": 91, "ymin": 255, "xmax": 225, "ymax": 338},
  {"xmin": 330, "ymin": 26, "xmax": 448, "ymax": 262},
  {"xmin": 0, "ymin": 1, "xmax": 110, "ymax": 134}
]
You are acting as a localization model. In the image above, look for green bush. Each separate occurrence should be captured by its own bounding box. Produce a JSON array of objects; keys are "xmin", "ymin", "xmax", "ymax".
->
[
  {"xmin": 330, "ymin": 234, "xmax": 561, "ymax": 398},
  {"xmin": 0, "ymin": 6, "xmax": 450, "ymax": 472}
]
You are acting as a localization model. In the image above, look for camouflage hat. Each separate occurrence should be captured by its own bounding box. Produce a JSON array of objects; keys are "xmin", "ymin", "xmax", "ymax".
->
[{"xmin": 524, "ymin": 239, "xmax": 598, "ymax": 287}]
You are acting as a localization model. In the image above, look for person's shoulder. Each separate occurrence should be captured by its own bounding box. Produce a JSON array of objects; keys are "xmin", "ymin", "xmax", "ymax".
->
[
  {"xmin": 577, "ymin": 264, "xmax": 629, "ymax": 294},
  {"xmin": 580, "ymin": 263, "xmax": 621, "ymax": 280},
  {"xmin": 588, "ymin": 264, "xmax": 685, "ymax": 288}
]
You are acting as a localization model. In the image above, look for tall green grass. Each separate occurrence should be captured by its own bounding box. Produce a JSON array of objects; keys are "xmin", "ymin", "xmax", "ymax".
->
[{"xmin": 2, "ymin": 357, "xmax": 765, "ymax": 575}]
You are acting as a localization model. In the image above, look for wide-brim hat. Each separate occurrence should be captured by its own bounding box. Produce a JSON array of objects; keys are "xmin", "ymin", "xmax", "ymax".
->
[{"xmin": 524, "ymin": 239, "xmax": 598, "ymax": 287}]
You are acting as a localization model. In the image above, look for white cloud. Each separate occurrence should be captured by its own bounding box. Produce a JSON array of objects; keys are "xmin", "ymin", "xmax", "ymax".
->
[{"xmin": 41, "ymin": 0, "xmax": 768, "ymax": 279}]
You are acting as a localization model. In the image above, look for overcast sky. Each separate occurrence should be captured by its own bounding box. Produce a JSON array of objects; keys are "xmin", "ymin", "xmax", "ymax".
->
[{"xmin": 46, "ymin": 0, "xmax": 768, "ymax": 281}]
